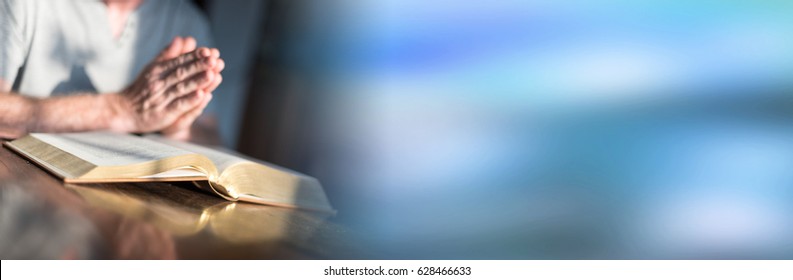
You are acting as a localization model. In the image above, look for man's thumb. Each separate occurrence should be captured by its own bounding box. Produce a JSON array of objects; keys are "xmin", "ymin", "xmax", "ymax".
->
[{"xmin": 156, "ymin": 36, "xmax": 184, "ymax": 62}]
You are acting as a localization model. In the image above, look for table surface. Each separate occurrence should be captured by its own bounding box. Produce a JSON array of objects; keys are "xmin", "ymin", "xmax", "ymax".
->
[{"xmin": 0, "ymin": 145, "xmax": 367, "ymax": 259}]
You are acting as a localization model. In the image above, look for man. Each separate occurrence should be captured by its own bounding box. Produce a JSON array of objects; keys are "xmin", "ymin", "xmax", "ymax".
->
[{"xmin": 0, "ymin": 0, "xmax": 224, "ymax": 142}]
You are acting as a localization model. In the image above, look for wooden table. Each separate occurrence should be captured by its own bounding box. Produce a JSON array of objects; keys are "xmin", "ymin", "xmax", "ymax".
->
[{"xmin": 0, "ymin": 145, "xmax": 366, "ymax": 259}]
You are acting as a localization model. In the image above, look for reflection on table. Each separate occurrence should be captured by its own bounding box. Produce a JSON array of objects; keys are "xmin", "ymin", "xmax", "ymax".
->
[{"xmin": 0, "ymin": 146, "xmax": 365, "ymax": 259}]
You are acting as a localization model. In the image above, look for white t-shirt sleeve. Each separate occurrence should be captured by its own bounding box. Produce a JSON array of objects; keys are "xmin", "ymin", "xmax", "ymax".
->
[{"xmin": 0, "ymin": 0, "xmax": 31, "ymax": 89}]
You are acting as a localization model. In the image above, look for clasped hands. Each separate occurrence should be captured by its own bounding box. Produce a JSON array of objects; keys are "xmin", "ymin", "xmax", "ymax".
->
[{"xmin": 111, "ymin": 36, "xmax": 224, "ymax": 141}]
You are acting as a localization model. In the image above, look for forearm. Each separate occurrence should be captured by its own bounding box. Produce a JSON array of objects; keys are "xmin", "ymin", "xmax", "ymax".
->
[
  {"xmin": 0, "ymin": 92, "xmax": 130, "ymax": 139},
  {"xmin": 0, "ymin": 39, "xmax": 223, "ymax": 140}
]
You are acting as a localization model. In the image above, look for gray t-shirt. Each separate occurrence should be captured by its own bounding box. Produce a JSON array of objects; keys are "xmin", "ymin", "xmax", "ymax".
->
[{"xmin": 0, "ymin": 0, "xmax": 213, "ymax": 97}]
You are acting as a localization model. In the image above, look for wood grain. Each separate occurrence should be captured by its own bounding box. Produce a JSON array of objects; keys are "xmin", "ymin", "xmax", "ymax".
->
[{"xmin": 0, "ymin": 145, "xmax": 366, "ymax": 259}]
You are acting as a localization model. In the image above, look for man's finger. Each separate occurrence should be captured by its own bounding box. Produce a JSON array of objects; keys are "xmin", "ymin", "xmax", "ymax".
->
[
  {"xmin": 169, "ymin": 92, "xmax": 212, "ymax": 131},
  {"xmin": 157, "ymin": 48, "xmax": 213, "ymax": 77},
  {"xmin": 161, "ymin": 92, "xmax": 212, "ymax": 140},
  {"xmin": 156, "ymin": 36, "xmax": 184, "ymax": 62},
  {"xmin": 161, "ymin": 57, "xmax": 216, "ymax": 94},
  {"xmin": 166, "ymin": 86, "xmax": 207, "ymax": 113},
  {"xmin": 181, "ymin": 37, "xmax": 197, "ymax": 54},
  {"xmin": 200, "ymin": 58, "xmax": 224, "ymax": 93},
  {"xmin": 203, "ymin": 73, "xmax": 222, "ymax": 93},
  {"xmin": 213, "ymin": 58, "xmax": 225, "ymax": 73},
  {"xmin": 162, "ymin": 70, "xmax": 213, "ymax": 105}
]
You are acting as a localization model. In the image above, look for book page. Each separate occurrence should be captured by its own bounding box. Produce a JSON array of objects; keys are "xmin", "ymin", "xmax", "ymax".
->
[
  {"xmin": 147, "ymin": 135, "xmax": 311, "ymax": 178},
  {"xmin": 32, "ymin": 132, "xmax": 195, "ymax": 167},
  {"xmin": 145, "ymin": 135, "xmax": 334, "ymax": 211},
  {"xmin": 139, "ymin": 169, "xmax": 207, "ymax": 179},
  {"xmin": 145, "ymin": 135, "xmax": 249, "ymax": 173}
]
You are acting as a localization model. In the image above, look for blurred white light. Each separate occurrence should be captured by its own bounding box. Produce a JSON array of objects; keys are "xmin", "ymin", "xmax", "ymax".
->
[
  {"xmin": 550, "ymin": 42, "xmax": 678, "ymax": 97},
  {"xmin": 643, "ymin": 190, "xmax": 791, "ymax": 256}
]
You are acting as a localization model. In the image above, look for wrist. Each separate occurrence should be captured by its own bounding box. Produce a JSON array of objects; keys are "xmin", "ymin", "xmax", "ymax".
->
[
  {"xmin": 24, "ymin": 97, "xmax": 40, "ymax": 135},
  {"xmin": 103, "ymin": 93, "xmax": 137, "ymax": 133}
]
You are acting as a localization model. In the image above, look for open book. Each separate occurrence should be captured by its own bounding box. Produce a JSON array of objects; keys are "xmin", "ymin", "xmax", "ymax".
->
[{"xmin": 3, "ymin": 132, "xmax": 334, "ymax": 212}]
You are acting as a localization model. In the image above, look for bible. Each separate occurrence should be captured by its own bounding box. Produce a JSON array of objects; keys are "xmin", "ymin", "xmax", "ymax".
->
[{"xmin": 3, "ymin": 132, "xmax": 334, "ymax": 212}]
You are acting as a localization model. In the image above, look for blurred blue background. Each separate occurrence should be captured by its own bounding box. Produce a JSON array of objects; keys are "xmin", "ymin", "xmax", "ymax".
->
[
  {"xmin": 4, "ymin": 0, "xmax": 792, "ymax": 260},
  {"xmin": 283, "ymin": 0, "xmax": 793, "ymax": 259}
]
